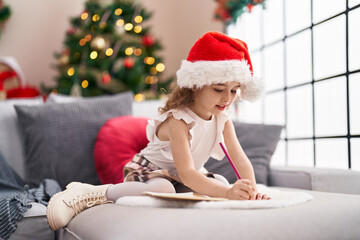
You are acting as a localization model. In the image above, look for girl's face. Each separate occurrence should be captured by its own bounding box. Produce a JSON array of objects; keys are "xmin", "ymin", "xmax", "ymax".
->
[{"xmin": 190, "ymin": 81, "xmax": 240, "ymax": 120}]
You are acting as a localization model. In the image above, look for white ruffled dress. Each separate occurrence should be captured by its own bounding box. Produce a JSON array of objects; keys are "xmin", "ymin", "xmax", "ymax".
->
[{"xmin": 138, "ymin": 107, "xmax": 230, "ymax": 172}]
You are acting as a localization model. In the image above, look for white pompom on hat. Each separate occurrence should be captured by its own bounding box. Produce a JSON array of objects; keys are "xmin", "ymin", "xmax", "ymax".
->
[{"xmin": 176, "ymin": 32, "xmax": 264, "ymax": 102}]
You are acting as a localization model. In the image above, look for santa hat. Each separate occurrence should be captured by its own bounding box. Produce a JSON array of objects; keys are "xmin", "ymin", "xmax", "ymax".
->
[
  {"xmin": 176, "ymin": 32, "xmax": 264, "ymax": 101},
  {"xmin": 0, "ymin": 57, "xmax": 26, "ymax": 86}
]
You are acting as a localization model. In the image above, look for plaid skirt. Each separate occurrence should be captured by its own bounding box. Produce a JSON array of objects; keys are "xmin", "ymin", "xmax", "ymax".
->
[{"xmin": 123, "ymin": 155, "xmax": 214, "ymax": 185}]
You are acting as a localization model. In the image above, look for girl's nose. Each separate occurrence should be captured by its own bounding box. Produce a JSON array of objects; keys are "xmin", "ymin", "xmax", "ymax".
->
[{"xmin": 223, "ymin": 92, "xmax": 231, "ymax": 103}]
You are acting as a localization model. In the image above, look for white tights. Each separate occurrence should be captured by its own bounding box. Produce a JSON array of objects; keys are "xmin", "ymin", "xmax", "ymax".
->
[
  {"xmin": 105, "ymin": 174, "xmax": 229, "ymax": 202},
  {"xmin": 106, "ymin": 178, "xmax": 176, "ymax": 202}
]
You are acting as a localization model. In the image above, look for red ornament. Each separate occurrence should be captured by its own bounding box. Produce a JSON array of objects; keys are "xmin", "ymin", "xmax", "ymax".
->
[
  {"xmin": 66, "ymin": 27, "xmax": 75, "ymax": 35},
  {"xmin": 247, "ymin": 4, "xmax": 254, "ymax": 12},
  {"xmin": 62, "ymin": 49, "xmax": 70, "ymax": 56},
  {"xmin": 124, "ymin": 58, "xmax": 135, "ymax": 69},
  {"xmin": 142, "ymin": 35, "xmax": 155, "ymax": 47},
  {"xmin": 102, "ymin": 72, "xmax": 111, "ymax": 84},
  {"xmin": 215, "ymin": 6, "xmax": 232, "ymax": 22}
]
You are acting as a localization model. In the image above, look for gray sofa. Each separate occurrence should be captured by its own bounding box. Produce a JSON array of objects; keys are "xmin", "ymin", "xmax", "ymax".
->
[{"xmin": 1, "ymin": 92, "xmax": 360, "ymax": 240}]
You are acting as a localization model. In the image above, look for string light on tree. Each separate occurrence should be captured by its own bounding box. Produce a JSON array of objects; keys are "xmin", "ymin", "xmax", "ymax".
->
[
  {"xmin": 85, "ymin": 34, "xmax": 92, "ymax": 42},
  {"xmin": 49, "ymin": 0, "xmax": 172, "ymax": 97},
  {"xmin": 134, "ymin": 15, "xmax": 143, "ymax": 23},
  {"xmin": 134, "ymin": 25, "xmax": 142, "ymax": 33},
  {"xmin": 90, "ymin": 51, "xmax": 98, "ymax": 59},
  {"xmin": 114, "ymin": 8, "xmax": 123, "ymax": 15},
  {"xmin": 79, "ymin": 38, "xmax": 87, "ymax": 46},
  {"xmin": 92, "ymin": 14, "xmax": 100, "ymax": 22},
  {"xmin": 134, "ymin": 48, "xmax": 142, "ymax": 56},
  {"xmin": 144, "ymin": 57, "xmax": 155, "ymax": 65},
  {"xmin": 91, "ymin": 36, "xmax": 106, "ymax": 50},
  {"xmin": 156, "ymin": 63, "xmax": 165, "ymax": 72},
  {"xmin": 116, "ymin": 19, "xmax": 124, "ymax": 26},
  {"xmin": 81, "ymin": 80, "xmax": 89, "ymax": 88},
  {"xmin": 105, "ymin": 48, "xmax": 113, "ymax": 56},
  {"xmin": 124, "ymin": 23, "xmax": 133, "ymax": 31},
  {"xmin": 150, "ymin": 67, "xmax": 157, "ymax": 75},
  {"xmin": 81, "ymin": 11, "xmax": 89, "ymax": 20},
  {"xmin": 67, "ymin": 67, "xmax": 75, "ymax": 77},
  {"xmin": 134, "ymin": 93, "xmax": 145, "ymax": 102},
  {"xmin": 125, "ymin": 47, "xmax": 134, "ymax": 56},
  {"xmin": 145, "ymin": 75, "xmax": 158, "ymax": 84}
]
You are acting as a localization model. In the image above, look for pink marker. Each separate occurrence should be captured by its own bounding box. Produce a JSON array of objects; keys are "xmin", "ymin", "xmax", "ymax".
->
[{"xmin": 219, "ymin": 142, "xmax": 242, "ymax": 179}]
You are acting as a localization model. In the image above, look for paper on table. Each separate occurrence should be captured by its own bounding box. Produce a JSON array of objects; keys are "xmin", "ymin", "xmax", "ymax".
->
[{"xmin": 143, "ymin": 192, "xmax": 228, "ymax": 201}]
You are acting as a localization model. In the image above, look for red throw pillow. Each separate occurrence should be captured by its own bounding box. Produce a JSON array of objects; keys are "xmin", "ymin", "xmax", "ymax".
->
[{"xmin": 94, "ymin": 116, "xmax": 150, "ymax": 184}]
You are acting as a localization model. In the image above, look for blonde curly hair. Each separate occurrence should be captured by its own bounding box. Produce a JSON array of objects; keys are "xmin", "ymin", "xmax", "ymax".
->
[{"xmin": 158, "ymin": 82, "xmax": 197, "ymax": 114}]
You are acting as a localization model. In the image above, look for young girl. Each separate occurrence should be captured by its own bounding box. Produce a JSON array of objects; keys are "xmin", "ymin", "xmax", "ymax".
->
[{"xmin": 47, "ymin": 31, "xmax": 270, "ymax": 231}]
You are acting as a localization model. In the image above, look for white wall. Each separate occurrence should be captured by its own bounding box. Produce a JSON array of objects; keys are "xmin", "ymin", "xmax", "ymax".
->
[{"xmin": 0, "ymin": 0, "xmax": 223, "ymax": 89}]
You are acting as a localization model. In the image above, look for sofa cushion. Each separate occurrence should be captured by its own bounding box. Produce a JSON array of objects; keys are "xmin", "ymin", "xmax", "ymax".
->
[
  {"xmin": 63, "ymin": 190, "xmax": 360, "ymax": 240},
  {"xmin": 14, "ymin": 91, "xmax": 133, "ymax": 189},
  {"xmin": 94, "ymin": 116, "xmax": 149, "ymax": 184},
  {"xmin": 269, "ymin": 166, "xmax": 360, "ymax": 195},
  {"xmin": 0, "ymin": 97, "xmax": 44, "ymax": 179},
  {"xmin": 205, "ymin": 122, "xmax": 283, "ymax": 185}
]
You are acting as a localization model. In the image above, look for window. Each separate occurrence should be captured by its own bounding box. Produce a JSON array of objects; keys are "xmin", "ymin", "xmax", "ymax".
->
[{"xmin": 227, "ymin": 0, "xmax": 360, "ymax": 170}]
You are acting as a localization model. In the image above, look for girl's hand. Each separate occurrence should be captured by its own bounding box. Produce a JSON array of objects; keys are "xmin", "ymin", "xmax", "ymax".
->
[
  {"xmin": 226, "ymin": 179, "xmax": 255, "ymax": 200},
  {"xmin": 254, "ymin": 192, "xmax": 271, "ymax": 200}
]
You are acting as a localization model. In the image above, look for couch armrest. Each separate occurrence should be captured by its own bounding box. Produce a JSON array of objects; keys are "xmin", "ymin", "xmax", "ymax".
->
[{"xmin": 268, "ymin": 166, "xmax": 360, "ymax": 195}]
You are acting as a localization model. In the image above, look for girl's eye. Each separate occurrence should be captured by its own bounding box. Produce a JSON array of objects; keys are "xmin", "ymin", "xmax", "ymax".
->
[
  {"xmin": 231, "ymin": 90, "xmax": 237, "ymax": 93},
  {"xmin": 214, "ymin": 89, "xmax": 223, "ymax": 93}
]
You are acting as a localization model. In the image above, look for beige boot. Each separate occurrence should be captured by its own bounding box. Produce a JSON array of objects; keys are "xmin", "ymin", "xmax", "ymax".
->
[{"xmin": 46, "ymin": 182, "xmax": 113, "ymax": 231}]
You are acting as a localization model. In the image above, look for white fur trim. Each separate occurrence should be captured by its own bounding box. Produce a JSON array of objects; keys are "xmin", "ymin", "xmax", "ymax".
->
[
  {"xmin": 176, "ymin": 60, "xmax": 264, "ymax": 101},
  {"xmin": 0, "ymin": 57, "xmax": 26, "ymax": 86},
  {"xmin": 240, "ymin": 76, "xmax": 265, "ymax": 102}
]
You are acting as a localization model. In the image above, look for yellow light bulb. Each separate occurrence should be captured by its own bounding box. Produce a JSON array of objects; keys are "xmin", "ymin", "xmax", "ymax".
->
[
  {"xmin": 144, "ymin": 57, "xmax": 155, "ymax": 65},
  {"xmin": 134, "ymin": 16, "xmax": 143, "ymax": 23},
  {"xmin": 134, "ymin": 93, "xmax": 145, "ymax": 102},
  {"xmin": 90, "ymin": 51, "xmax": 98, "ymax": 59},
  {"xmin": 105, "ymin": 48, "xmax": 113, "ymax": 56},
  {"xmin": 116, "ymin": 19, "xmax": 124, "ymax": 26},
  {"xmin": 150, "ymin": 67, "xmax": 157, "ymax": 75},
  {"xmin": 156, "ymin": 63, "xmax": 165, "ymax": 72},
  {"xmin": 92, "ymin": 14, "xmax": 100, "ymax": 22},
  {"xmin": 134, "ymin": 25, "xmax": 142, "ymax": 33},
  {"xmin": 81, "ymin": 12, "xmax": 89, "ymax": 20},
  {"xmin": 145, "ymin": 76, "xmax": 158, "ymax": 84},
  {"xmin": 67, "ymin": 67, "xmax": 75, "ymax": 76},
  {"xmin": 115, "ymin": 8, "xmax": 123, "ymax": 16},
  {"xmin": 125, "ymin": 47, "xmax": 134, "ymax": 56},
  {"xmin": 124, "ymin": 23, "xmax": 133, "ymax": 31},
  {"xmin": 81, "ymin": 80, "xmax": 89, "ymax": 88}
]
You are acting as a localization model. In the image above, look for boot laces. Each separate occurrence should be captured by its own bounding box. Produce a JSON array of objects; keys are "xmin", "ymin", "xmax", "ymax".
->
[{"xmin": 66, "ymin": 192, "xmax": 113, "ymax": 215}]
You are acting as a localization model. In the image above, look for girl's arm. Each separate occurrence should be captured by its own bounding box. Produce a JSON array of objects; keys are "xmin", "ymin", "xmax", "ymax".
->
[
  {"xmin": 165, "ymin": 117, "xmax": 254, "ymax": 200},
  {"xmin": 223, "ymin": 119, "xmax": 270, "ymax": 200}
]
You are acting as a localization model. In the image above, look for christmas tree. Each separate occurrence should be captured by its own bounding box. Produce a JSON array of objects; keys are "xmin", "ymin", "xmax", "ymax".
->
[{"xmin": 47, "ymin": 0, "xmax": 171, "ymax": 100}]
